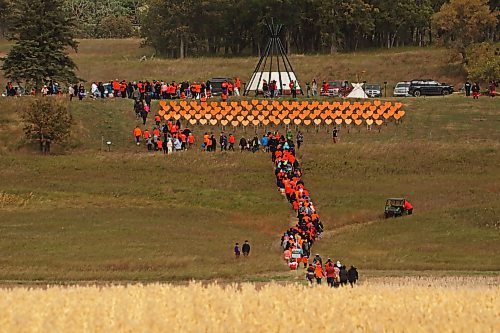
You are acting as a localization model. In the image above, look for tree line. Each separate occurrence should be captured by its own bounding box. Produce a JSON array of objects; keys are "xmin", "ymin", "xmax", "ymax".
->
[
  {"xmin": 1, "ymin": 0, "xmax": 497, "ymax": 56},
  {"xmin": 140, "ymin": 0, "xmax": 498, "ymax": 58},
  {"xmin": 0, "ymin": 0, "xmax": 498, "ymax": 91},
  {"xmin": 0, "ymin": 0, "xmax": 141, "ymax": 39}
]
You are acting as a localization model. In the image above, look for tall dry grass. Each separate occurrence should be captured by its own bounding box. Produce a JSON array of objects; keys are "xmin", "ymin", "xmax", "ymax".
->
[{"xmin": 0, "ymin": 282, "xmax": 498, "ymax": 332}]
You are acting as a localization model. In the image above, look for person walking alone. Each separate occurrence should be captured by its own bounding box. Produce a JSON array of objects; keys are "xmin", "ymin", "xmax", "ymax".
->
[{"xmin": 332, "ymin": 128, "xmax": 338, "ymax": 143}]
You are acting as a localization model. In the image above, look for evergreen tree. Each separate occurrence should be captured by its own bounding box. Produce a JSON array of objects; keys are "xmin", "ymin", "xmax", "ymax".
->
[
  {"xmin": 0, "ymin": 0, "xmax": 11, "ymax": 38},
  {"xmin": 1, "ymin": 0, "xmax": 79, "ymax": 91}
]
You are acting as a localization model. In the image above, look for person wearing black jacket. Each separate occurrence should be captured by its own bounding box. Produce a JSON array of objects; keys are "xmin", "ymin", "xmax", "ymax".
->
[
  {"xmin": 464, "ymin": 81, "xmax": 471, "ymax": 97},
  {"xmin": 242, "ymin": 240, "xmax": 251, "ymax": 257},
  {"xmin": 239, "ymin": 137, "xmax": 247, "ymax": 151},
  {"xmin": 339, "ymin": 265, "xmax": 348, "ymax": 286},
  {"xmin": 348, "ymin": 266, "xmax": 359, "ymax": 288}
]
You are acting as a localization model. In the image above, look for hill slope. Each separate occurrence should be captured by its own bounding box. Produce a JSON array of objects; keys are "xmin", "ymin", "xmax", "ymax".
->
[{"xmin": 0, "ymin": 94, "xmax": 498, "ymax": 282}]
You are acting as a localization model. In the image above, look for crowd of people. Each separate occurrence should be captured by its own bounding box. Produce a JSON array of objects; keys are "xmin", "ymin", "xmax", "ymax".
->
[
  {"xmin": 68, "ymin": 78, "xmax": 243, "ymax": 102},
  {"xmin": 269, "ymin": 131, "xmax": 358, "ymax": 287},
  {"xmin": 129, "ymin": 98, "xmax": 358, "ymax": 285},
  {"xmin": 131, "ymin": 98, "xmax": 309, "ymax": 154}
]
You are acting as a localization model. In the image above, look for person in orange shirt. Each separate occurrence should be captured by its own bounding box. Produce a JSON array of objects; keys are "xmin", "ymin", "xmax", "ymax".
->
[
  {"xmin": 133, "ymin": 126, "xmax": 142, "ymax": 145},
  {"xmin": 179, "ymin": 132, "xmax": 187, "ymax": 150},
  {"xmin": 143, "ymin": 129, "xmax": 150, "ymax": 140},
  {"xmin": 203, "ymin": 132, "xmax": 209, "ymax": 151},
  {"xmin": 314, "ymin": 262, "xmax": 324, "ymax": 284},
  {"xmin": 157, "ymin": 138, "xmax": 163, "ymax": 153},
  {"xmin": 120, "ymin": 81, "xmax": 127, "ymax": 99},
  {"xmin": 207, "ymin": 137, "xmax": 213, "ymax": 151},
  {"xmin": 188, "ymin": 132, "xmax": 195, "ymax": 148},
  {"xmin": 112, "ymin": 79, "xmax": 120, "ymax": 97},
  {"xmin": 234, "ymin": 77, "xmax": 241, "ymax": 96},
  {"xmin": 153, "ymin": 127, "xmax": 160, "ymax": 137},
  {"xmin": 154, "ymin": 114, "xmax": 161, "ymax": 126}
]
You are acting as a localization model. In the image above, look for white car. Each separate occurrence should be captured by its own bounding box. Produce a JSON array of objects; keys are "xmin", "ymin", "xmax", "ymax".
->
[{"xmin": 393, "ymin": 81, "xmax": 411, "ymax": 97}]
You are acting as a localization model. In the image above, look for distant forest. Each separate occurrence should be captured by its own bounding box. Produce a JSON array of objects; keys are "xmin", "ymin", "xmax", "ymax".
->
[{"xmin": 0, "ymin": 0, "xmax": 498, "ymax": 58}]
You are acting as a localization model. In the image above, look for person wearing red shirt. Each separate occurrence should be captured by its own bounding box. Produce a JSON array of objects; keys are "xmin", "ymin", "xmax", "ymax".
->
[
  {"xmin": 404, "ymin": 200, "xmax": 413, "ymax": 215},
  {"xmin": 228, "ymin": 134, "xmax": 235, "ymax": 151}
]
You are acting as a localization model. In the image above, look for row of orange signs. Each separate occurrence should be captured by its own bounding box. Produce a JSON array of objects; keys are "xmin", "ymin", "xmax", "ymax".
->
[
  {"xmin": 174, "ymin": 117, "xmax": 395, "ymax": 127},
  {"xmin": 159, "ymin": 100, "xmax": 403, "ymax": 113},
  {"xmin": 157, "ymin": 100, "xmax": 405, "ymax": 126}
]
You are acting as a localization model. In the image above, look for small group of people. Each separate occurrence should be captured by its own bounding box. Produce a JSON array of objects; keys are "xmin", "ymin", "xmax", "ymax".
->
[
  {"xmin": 464, "ymin": 80, "xmax": 497, "ymax": 99},
  {"xmin": 295, "ymin": 254, "xmax": 359, "ymax": 287},
  {"xmin": 4, "ymin": 81, "xmax": 61, "ymax": 97},
  {"xmin": 261, "ymin": 79, "xmax": 300, "ymax": 98},
  {"xmin": 234, "ymin": 241, "xmax": 251, "ymax": 258},
  {"xmin": 132, "ymin": 117, "xmax": 195, "ymax": 154}
]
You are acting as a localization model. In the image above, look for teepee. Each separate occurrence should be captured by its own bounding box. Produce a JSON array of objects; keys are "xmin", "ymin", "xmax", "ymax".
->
[
  {"xmin": 244, "ymin": 18, "xmax": 301, "ymax": 96},
  {"xmin": 347, "ymin": 83, "xmax": 368, "ymax": 99}
]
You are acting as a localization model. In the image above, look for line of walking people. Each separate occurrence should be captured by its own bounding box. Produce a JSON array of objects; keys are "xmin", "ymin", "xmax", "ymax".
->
[{"xmin": 270, "ymin": 133, "xmax": 358, "ymax": 287}]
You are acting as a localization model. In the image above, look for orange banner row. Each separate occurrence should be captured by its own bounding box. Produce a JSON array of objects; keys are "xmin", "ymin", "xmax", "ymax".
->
[{"xmin": 157, "ymin": 100, "xmax": 405, "ymax": 126}]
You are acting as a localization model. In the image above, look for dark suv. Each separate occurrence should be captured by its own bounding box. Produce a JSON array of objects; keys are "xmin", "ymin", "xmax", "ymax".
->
[
  {"xmin": 408, "ymin": 80, "xmax": 453, "ymax": 97},
  {"xmin": 209, "ymin": 77, "xmax": 234, "ymax": 96}
]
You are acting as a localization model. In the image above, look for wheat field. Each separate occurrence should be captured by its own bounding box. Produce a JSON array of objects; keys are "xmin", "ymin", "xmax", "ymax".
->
[{"xmin": 1, "ymin": 280, "xmax": 498, "ymax": 332}]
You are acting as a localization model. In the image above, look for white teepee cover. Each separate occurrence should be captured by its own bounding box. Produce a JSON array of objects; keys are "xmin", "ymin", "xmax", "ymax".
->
[{"xmin": 347, "ymin": 82, "xmax": 368, "ymax": 99}]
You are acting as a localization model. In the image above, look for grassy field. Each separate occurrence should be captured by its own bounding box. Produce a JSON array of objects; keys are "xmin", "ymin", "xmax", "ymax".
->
[
  {"xmin": 0, "ymin": 38, "xmax": 498, "ymax": 282},
  {"xmin": 0, "ymin": 38, "xmax": 466, "ymax": 88},
  {"xmin": 0, "ymin": 282, "xmax": 498, "ymax": 332},
  {"xmin": 0, "ymin": 94, "xmax": 498, "ymax": 282}
]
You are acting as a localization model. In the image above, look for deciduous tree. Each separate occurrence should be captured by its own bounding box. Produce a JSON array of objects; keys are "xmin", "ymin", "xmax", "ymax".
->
[
  {"xmin": 21, "ymin": 98, "xmax": 73, "ymax": 154},
  {"xmin": 465, "ymin": 42, "xmax": 500, "ymax": 81},
  {"xmin": 432, "ymin": 0, "xmax": 498, "ymax": 62}
]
